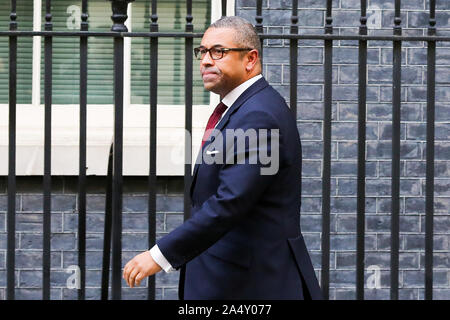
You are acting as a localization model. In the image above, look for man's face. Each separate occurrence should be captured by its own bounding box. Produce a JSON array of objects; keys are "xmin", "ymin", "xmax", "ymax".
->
[{"xmin": 199, "ymin": 28, "xmax": 248, "ymax": 98}]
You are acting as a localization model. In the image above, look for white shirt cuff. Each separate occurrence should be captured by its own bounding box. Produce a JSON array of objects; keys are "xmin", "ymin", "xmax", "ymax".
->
[{"xmin": 149, "ymin": 244, "xmax": 175, "ymax": 273}]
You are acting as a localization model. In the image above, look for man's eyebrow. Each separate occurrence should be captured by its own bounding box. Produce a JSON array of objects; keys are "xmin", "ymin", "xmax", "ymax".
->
[{"xmin": 198, "ymin": 44, "xmax": 225, "ymax": 48}]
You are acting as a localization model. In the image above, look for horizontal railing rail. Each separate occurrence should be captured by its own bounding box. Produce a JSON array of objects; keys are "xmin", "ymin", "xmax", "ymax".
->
[{"xmin": 1, "ymin": 31, "xmax": 450, "ymax": 42}]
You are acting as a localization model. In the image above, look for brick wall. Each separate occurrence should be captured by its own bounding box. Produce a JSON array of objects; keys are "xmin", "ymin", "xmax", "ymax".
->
[
  {"xmin": 0, "ymin": 177, "xmax": 184, "ymax": 299},
  {"xmin": 0, "ymin": 0, "xmax": 449, "ymax": 300}
]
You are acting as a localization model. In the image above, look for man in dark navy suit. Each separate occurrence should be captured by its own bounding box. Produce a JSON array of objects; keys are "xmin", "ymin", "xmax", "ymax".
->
[{"xmin": 123, "ymin": 16, "xmax": 322, "ymax": 300}]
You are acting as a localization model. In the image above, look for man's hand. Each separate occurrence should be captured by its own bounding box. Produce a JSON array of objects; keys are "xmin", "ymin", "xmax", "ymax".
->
[{"xmin": 123, "ymin": 251, "xmax": 162, "ymax": 288}]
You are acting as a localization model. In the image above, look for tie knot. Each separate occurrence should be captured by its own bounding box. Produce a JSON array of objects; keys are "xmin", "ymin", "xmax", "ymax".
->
[
  {"xmin": 213, "ymin": 101, "xmax": 227, "ymax": 116},
  {"xmin": 200, "ymin": 101, "xmax": 228, "ymax": 147}
]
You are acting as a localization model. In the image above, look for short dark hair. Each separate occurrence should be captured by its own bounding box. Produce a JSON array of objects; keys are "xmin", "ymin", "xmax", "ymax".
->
[{"xmin": 209, "ymin": 16, "xmax": 262, "ymax": 60}]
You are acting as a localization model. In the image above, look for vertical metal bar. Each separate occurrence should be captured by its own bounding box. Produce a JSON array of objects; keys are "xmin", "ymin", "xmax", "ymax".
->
[
  {"xmin": 7, "ymin": 0, "xmax": 17, "ymax": 301},
  {"xmin": 184, "ymin": 0, "xmax": 193, "ymax": 225},
  {"xmin": 78, "ymin": 0, "xmax": 88, "ymax": 301},
  {"xmin": 101, "ymin": 144, "xmax": 114, "ymax": 300},
  {"xmin": 183, "ymin": 0, "xmax": 192, "ymax": 222},
  {"xmin": 255, "ymin": 0, "xmax": 263, "ymax": 65},
  {"xmin": 110, "ymin": 0, "xmax": 133, "ymax": 300},
  {"xmin": 42, "ymin": 0, "xmax": 53, "ymax": 300},
  {"xmin": 289, "ymin": 0, "xmax": 298, "ymax": 118},
  {"xmin": 356, "ymin": 0, "xmax": 368, "ymax": 301},
  {"xmin": 321, "ymin": 0, "xmax": 333, "ymax": 301},
  {"xmin": 148, "ymin": 0, "xmax": 158, "ymax": 300},
  {"xmin": 111, "ymin": 35, "xmax": 124, "ymax": 301},
  {"xmin": 425, "ymin": 0, "xmax": 436, "ymax": 301},
  {"xmin": 390, "ymin": 0, "xmax": 402, "ymax": 301},
  {"xmin": 180, "ymin": 0, "xmax": 194, "ymax": 300},
  {"xmin": 221, "ymin": 0, "xmax": 227, "ymax": 17}
]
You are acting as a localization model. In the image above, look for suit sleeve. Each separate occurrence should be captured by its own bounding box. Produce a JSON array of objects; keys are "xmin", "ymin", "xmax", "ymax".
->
[{"xmin": 156, "ymin": 110, "xmax": 284, "ymax": 269}]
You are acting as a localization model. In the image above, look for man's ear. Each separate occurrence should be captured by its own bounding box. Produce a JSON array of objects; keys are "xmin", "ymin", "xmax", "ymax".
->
[{"xmin": 245, "ymin": 49, "xmax": 259, "ymax": 72}]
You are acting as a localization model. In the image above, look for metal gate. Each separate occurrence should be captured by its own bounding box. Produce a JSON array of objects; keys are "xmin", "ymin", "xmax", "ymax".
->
[{"xmin": 1, "ymin": 0, "xmax": 449, "ymax": 300}]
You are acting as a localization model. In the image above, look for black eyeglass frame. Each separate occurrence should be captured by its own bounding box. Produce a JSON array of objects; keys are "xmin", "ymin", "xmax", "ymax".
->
[{"xmin": 193, "ymin": 46, "xmax": 254, "ymax": 60}]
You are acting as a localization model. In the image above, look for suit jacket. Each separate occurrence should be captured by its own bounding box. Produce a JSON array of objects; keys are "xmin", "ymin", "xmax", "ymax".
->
[{"xmin": 157, "ymin": 77, "xmax": 323, "ymax": 300}]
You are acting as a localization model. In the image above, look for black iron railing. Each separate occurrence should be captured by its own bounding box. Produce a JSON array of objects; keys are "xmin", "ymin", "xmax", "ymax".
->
[{"xmin": 2, "ymin": 0, "xmax": 448, "ymax": 300}]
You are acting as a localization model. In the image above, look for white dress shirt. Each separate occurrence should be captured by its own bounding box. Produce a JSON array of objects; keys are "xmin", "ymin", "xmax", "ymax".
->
[{"xmin": 149, "ymin": 73, "xmax": 263, "ymax": 273}]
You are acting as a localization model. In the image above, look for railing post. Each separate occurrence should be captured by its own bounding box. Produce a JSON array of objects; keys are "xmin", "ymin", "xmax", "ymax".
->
[
  {"xmin": 181, "ymin": 0, "xmax": 194, "ymax": 300},
  {"xmin": 148, "ymin": 0, "xmax": 158, "ymax": 301},
  {"xmin": 7, "ymin": 0, "xmax": 17, "ymax": 301},
  {"xmin": 255, "ymin": 0, "xmax": 263, "ymax": 64},
  {"xmin": 425, "ymin": 0, "xmax": 436, "ymax": 301},
  {"xmin": 390, "ymin": 0, "xmax": 402, "ymax": 301},
  {"xmin": 101, "ymin": 144, "xmax": 114, "ymax": 300},
  {"xmin": 356, "ymin": 0, "xmax": 368, "ymax": 301},
  {"xmin": 321, "ymin": 0, "xmax": 333, "ymax": 301},
  {"xmin": 221, "ymin": 0, "xmax": 227, "ymax": 17},
  {"xmin": 289, "ymin": 0, "xmax": 298, "ymax": 118},
  {"xmin": 42, "ymin": 0, "xmax": 53, "ymax": 301},
  {"xmin": 78, "ymin": 0, "xmax": 88, "ymax": 301},
  {"xmin": 109, "ymin": 0, "xmax": 134, "ymax": 301}
]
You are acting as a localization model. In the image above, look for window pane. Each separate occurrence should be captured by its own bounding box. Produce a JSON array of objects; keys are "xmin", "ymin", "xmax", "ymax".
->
[
  {"xmin": 0, "ymin": 1, "xmax": 33, "ymax": 104},
  {"xmin": 1, "ymin": 0, "xmax": 211, "ymax": 106},
  {"xmin": 40, "ymin": 0, "xmax": 114, "ymax": 105},
  {"xmin": 85, "ymin": 1, "xmax": 114, "ymax": 104},
  {"xmin": 131, "ymin": 0, "xmax": 211, "ymax": 105}
]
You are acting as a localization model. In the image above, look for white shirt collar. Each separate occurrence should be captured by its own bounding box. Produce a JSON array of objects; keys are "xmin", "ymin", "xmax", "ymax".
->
[
  {"xmin": 221, "ymin": 73, "xmax": 263, "ymax": 108},
  {"xmin": 212, "ymin": 74, "xmax": 263, "ymax": 129}
]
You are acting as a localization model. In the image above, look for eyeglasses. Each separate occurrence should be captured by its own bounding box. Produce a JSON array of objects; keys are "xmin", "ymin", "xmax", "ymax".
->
[{"xmin": 193, "ymin": 46, "xmax": 253, "ymax": 60}]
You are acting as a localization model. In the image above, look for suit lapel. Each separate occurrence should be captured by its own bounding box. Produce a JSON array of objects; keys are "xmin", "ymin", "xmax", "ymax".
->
[{"xmin": 189, "ymin": 77, "xmax": 270, "ymax": 200}]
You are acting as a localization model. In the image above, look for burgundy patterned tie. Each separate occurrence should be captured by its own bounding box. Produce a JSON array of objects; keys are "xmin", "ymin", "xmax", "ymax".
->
[{"xmin": 201, "ymin": 101, "xmax": 228, "ymax": 147}]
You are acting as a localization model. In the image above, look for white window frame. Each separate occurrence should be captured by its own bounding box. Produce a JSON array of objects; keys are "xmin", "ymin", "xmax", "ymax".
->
[{"xmin": 0, "ymin": 0, "xmax": 235, "ymax": 176}]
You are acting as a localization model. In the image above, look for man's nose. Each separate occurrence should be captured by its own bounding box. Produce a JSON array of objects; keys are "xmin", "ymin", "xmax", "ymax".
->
[{"xmin": 200, "ymin": 50, "xmax": 214, "ymax": 67}]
